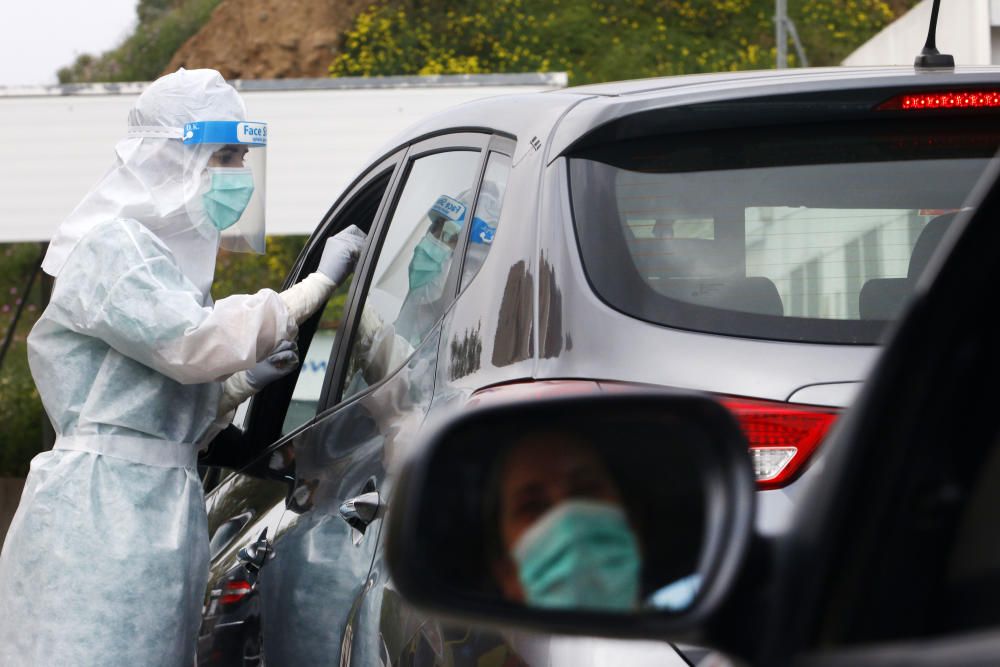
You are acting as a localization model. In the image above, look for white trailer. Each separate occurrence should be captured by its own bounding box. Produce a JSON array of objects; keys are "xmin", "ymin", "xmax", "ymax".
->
[{"xmin": 0, "ymin": 73, "xmax": 566, "ymax": 243}]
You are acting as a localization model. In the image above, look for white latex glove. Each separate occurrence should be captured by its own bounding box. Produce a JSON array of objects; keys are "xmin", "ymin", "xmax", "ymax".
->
[
  {"xmin": 245, "ymin": 339, "xmax": 299, "ymax": 390},
  {"xmin": 318, "ymin": 224, "xmax": 367, "ymax": 286}
]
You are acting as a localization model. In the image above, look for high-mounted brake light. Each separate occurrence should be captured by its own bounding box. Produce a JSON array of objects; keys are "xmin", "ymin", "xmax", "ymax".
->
[
  {"xmin": 219, "ymin": 579, "xmax": 252, "ymax": 606},
  {"xmin": 878, "ymin": 91, "xmax": 1000, "ymax": 111},
  {"xmin": 721, "ymin": 398, "xmax": 839, "ymax": 490}
]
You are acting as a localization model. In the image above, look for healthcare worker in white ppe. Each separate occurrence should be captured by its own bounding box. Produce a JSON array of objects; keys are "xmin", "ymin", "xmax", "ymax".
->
[{"xmin": 0, "ymin": 68, "xmax": 365, "ymax": 666}]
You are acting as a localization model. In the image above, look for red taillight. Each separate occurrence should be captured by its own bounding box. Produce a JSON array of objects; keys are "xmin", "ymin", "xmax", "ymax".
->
[
  {"xmin": 721, "ymin": 398, "xmax": 839, "ymax": 490},
  {"xmin": 219, "ymin": 579, "xmax": 252, "ymax": 605},
  {"xmin": 878, "ymin": 90, "xmax": 1000, "ymax": 111}
]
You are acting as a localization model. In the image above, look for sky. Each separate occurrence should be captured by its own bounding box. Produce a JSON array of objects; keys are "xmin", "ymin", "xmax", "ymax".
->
[{"xmin": 0, "ymin": 0, "xmax": 138, "ymax": 87}]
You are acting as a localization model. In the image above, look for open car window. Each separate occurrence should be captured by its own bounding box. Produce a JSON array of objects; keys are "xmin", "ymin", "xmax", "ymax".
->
[{"xmin": 278, "ymin": 171, "xmax": 394, "ymax": 436}]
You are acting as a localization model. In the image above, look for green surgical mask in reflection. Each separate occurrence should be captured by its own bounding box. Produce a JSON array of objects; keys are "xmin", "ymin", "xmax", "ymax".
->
[
  {"xmin": 203, "ymin": 168, "xmax": 255, "ymax": 231},
  {"xmin": 512, "ymin": 499, "xmax": 641, "ymax": 612},
  {"xmin": 408, "ymin": 234, "xmax": 451, "ymax": 290}
]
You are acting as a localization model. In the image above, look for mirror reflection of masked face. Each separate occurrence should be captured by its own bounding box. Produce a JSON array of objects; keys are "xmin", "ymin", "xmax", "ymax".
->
[{"xmin": 491, "ymin": 434, "xmax": 642, "ymax": 612}]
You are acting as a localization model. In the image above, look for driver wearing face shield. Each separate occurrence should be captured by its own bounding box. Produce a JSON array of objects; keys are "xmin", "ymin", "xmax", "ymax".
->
[{"xmin": 0, "ymin": 69, "xmax": 364, "ymax": 666}]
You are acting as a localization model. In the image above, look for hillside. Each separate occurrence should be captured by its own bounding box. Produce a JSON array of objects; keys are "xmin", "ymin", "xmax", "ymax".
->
[{"xmin": 164, "ymin": 0, "xmax": 371, "ymax": 79}]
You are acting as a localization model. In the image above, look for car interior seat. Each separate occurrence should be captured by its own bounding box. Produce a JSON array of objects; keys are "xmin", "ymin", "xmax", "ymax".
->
[{"xmin": 859, "ymin": 212, "xmax": 957, "ymax": 320}]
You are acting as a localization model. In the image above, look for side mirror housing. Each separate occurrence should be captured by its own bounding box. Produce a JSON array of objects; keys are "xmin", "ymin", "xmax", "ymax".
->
[{"xmin": 387, "ymin": 392, "xmax": 755, "ymax": 640}]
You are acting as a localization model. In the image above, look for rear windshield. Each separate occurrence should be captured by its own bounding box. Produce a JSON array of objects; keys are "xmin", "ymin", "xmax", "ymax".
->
[{"xmin": 569, "ymin": 119, "xmax": 1000, "ymax": 344}]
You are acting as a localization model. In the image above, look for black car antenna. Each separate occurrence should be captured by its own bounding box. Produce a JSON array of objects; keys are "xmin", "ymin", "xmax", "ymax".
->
[{"xmin": 914, "ymin": 0, "xmax": 954, "ymax": 69}]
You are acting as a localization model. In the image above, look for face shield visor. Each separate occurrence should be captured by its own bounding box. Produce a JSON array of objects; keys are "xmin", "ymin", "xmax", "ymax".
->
[
  {"xmin": 403, "ymin": 194, "xmax": 468, "ymax": 293},
  {"xmin": 183, "ymin": 120, "xmax": 267, "ymax": 253}
]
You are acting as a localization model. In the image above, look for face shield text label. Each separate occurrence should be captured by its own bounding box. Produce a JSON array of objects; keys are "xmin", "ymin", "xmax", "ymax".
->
[
  {"xmin": 237, "ymin": 123, "xmax": 267, "ymax": 145},
  {"xmin": 431, "ymin": 196, "xmax": 466, "ymax": 222}
]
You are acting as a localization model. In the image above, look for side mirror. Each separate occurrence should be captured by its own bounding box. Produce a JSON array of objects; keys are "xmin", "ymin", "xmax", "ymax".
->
[{"xmin": 387, "ymin": 392, "xmax": 755, "ymax": 640}]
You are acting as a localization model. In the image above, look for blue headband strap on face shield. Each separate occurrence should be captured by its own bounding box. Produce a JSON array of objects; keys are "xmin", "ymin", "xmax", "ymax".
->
[{"xmin": 182, "ymin": 121, "xmax": 268, "ymax": 146}]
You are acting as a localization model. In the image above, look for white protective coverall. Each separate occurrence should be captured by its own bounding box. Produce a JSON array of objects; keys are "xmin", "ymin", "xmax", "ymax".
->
[{"xmin": 0, "ymin": 69, "xmax": 347, "ymax": 666}]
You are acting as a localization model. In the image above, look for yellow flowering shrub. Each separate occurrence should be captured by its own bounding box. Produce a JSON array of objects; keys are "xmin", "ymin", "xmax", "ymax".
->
[{"xmin": 330, "ymin": 0, "xmax": 912, "ymax": 84}]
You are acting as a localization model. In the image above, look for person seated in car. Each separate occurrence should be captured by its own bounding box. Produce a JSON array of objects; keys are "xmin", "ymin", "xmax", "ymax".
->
[{"xmin": 484, "ymin": 431, "xmax": 644, "ymax": 612}]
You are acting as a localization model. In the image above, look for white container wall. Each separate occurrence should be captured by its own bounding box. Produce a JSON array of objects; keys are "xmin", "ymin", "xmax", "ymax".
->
[{"xmin": 0, "ymin": 74, "xmax": 566, "ymax": 242}]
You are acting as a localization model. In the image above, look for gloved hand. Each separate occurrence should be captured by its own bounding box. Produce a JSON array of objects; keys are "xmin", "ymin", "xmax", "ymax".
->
[
  {"xmin": 318, "ymin": 224, "xmax": 367, "ymax": 285},
  {"xmin": 245, "ymin": 340, "xmax": 300, "ymax": 391}
]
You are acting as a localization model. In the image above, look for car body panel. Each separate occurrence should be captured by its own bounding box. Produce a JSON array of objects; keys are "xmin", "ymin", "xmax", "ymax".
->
[{"xmin": 786, "ymin": 382, "xmax": 863, "ymax": 408}]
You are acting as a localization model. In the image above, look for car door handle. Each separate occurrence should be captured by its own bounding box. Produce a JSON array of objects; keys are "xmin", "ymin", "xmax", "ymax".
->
[
  {"xmin": 237, "ymin": 527, "xmax": 274, "ymax": 582},
  {"xmin": 338, "ymin": 491, "xmax": 384, "ymax": 534}
]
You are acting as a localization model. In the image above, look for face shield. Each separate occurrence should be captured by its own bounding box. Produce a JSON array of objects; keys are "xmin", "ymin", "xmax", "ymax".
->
[
  {"xmin": 407, "ymin": 195, "xmax": 468, "ymax": 291},
  {"xmin": 183, "ymin": 120, "xmax": 267, "ymax": 253},
  {"xmin": 426, "ymin": 194, "xmax": 468, "ymax": 246}
]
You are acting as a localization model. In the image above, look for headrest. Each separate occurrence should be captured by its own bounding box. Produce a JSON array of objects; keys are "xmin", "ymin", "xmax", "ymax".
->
[
  {"xmin": 859, "ymin": 278, "xmax": 910, "ymax": 320},
  {"xmin": 908, "ymin": 212, "xmax": 957, "ymax": 280}
]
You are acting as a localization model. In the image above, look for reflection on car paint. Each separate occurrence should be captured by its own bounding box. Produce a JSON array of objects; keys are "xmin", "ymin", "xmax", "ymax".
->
[{"xmin": 493, "ymin": 261, "xmax": 534, "ymax": 367}]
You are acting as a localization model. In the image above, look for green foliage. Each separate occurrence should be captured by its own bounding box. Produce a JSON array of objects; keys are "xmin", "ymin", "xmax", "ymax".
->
[
  {"xmin": 330, "ymin": 0, "xmax": 910, "ymax": 83},
  {"xmin": 57, "ymin": 0, "xmax": 221, "ymax": 84},
  {"xmin": 212, "ymin": 236, "xmax": 309, "ymax": 298},
  {"xmin": 0, "ymin": 244, "xmax": 47, "ymax": 477}
]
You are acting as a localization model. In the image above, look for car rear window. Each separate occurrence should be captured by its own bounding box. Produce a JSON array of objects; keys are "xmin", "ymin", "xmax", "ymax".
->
[{"xmin": 569, "ymin": 118, "xmax": 1000, "ymax": 344}]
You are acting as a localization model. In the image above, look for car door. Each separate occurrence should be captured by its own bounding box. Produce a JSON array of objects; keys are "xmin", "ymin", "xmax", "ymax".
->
[
  {"xmin": 252, "ymin": 133, "xmax": 494, "ymax": 666},
  {"xmin": 196, "ymin": 149, "xmax": 404, "ymax": 667}
]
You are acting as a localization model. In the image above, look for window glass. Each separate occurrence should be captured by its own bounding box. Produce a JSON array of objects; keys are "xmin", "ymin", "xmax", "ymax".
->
[
  {"xmin": 279, "ymin": 173, "xmax": 390, "ymax": 435},
  {"xmin": 342, "ymin": 150, "xmax": 482, "ymax": 401},
  {"xmin": 570, "ymin": 119, "xmax": 1000, "ymax": 344},
  {"xmin": 280, "ymin": 282, "xmax": 352, "ymax": 434},
  {"xmin": 461, "ymin": 152, "xmax": 512, "ymax": 290}
]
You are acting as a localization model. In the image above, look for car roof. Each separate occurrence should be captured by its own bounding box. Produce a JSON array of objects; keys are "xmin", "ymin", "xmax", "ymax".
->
[
  {"xmin": 553, "ymin": 65, "xmax": 1000, "ymax": 96},
  {"xmin": 379, "ymin": 66, "xmax": 1000, "ymax": 162}
]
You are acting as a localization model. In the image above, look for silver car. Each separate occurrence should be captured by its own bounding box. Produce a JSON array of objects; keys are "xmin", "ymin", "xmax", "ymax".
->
[{"xmin": 197, "ymin": 66, "xmax": 1000, "ymax": 666}]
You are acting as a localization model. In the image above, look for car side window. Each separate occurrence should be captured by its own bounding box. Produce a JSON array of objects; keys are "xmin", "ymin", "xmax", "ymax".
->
[
  {"xmin": 341, "ymin": 149, "xmax": 482, "ymax": 401},
  {"xmin": 279, "ymin": 283, "xmax": 353, "ymax": 435},
  {"xmin": 278, "ymin": 172, "xmax": 392, "ymax": 436},
  {"xmin": 460, "ymin": 152, "xmax": 512, "ymax": 291}
]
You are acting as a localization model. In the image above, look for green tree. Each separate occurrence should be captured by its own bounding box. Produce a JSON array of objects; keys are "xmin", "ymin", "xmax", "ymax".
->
[
  {"xmin": 330, "ymin": 0, "xmax": 910, "ymax": 84},
  {"xmin": 57, "ymin": 0, "xmax": 221, "ymax": 84}
]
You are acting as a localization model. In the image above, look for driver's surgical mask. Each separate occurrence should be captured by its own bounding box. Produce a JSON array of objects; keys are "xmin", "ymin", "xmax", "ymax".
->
[{"xmin": 512, "ymin": 499, "xmax": 641, "ymax": 612}]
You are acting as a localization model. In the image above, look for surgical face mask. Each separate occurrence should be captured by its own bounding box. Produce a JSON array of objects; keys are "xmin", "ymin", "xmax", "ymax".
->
[
  {"xmin": 512, "ymin": 499, "xmax": 641, "ymax": 612},
  {"xmin": 203, "ymin": 167, "xmax": 255, "ymax": 231},
  {"xmin": 408, "ymin": 233, "xmax": 451, "ymax": 290}
]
